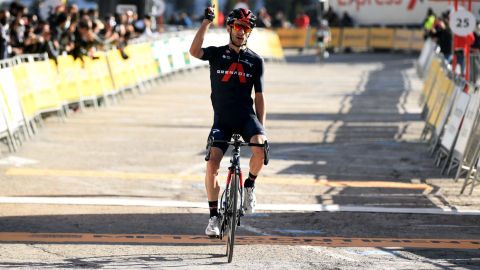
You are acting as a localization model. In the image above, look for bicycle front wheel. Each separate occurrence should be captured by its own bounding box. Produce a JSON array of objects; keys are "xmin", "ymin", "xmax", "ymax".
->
[{"xmin": 226, "ymin": 171, "xmax": 239, "ymax": 263}]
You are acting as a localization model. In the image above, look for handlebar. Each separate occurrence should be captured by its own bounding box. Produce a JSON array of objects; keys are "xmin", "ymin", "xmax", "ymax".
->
[
  {"xmin": 205, "ymin": 136, "xmax": 270, "ymax": 165},
  {"xmin": 212, "ymin": 140, "xmax": 265, "ymax": 148}
]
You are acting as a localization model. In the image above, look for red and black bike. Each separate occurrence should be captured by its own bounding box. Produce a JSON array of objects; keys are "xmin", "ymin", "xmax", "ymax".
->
[{"xmin": 205, "ymin": 134, "xmax": 269, "ymax": 263}]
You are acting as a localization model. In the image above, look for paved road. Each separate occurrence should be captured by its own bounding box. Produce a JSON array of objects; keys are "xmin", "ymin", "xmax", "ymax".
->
[{"xmin": 0, "ymin": 51, "xmax": 479, "ymax": 269}]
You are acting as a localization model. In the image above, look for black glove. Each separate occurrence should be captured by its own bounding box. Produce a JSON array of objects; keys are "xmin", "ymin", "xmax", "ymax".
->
[{"xmin": 204, "ymin": 7, "xmax": 215, "ymax": 22}]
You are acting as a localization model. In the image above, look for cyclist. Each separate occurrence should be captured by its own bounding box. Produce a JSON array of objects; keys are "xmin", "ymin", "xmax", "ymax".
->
[
  {"xmin": 189, "ymin": 6, "xmax": 267, "ymax": 237},
  {"xmin": 316, "ymin": 19, "xmax": 331, "ymax": 62}
]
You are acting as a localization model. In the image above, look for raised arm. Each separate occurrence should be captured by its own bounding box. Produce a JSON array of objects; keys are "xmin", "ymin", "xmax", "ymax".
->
[{"xmin": 189, "ymin": 5, "xmax": 215, "ymax": 59}]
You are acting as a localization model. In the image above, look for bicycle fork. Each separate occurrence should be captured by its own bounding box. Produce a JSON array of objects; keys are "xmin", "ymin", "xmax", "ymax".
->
[{"xmin": 226, "ymin": 167, "xmax": 244, "ymax": 219}]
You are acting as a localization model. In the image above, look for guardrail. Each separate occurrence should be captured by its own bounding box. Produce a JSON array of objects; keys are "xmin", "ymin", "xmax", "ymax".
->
[
  {"xmin": 276, "ymin": 26, "xmax": 424, "ymax": 52},
  {"xmin": 418, "ymin": 38, "xmax": 480, "ymax": 195},
  {"xmin": 0, "ymin": 28, "xmax": 285, "ymax": 158}
]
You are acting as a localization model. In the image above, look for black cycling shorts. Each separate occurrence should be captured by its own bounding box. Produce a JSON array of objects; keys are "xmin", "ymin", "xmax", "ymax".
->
[{"xmin": 208, "ymin": 107, "xmax": 267, "ymax": 154}]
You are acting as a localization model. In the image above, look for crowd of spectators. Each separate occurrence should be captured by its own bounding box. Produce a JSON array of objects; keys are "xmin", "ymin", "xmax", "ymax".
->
[
  {"xmin": 424, "ymin": 8, "xmax": 480, "ymax": 77},
  {"xmin": 323, "ymin": 7, "xmax": 354, "ymax": 27},
  {"xmin": 0, "ymin": 1, "xmax": 155, "ymax": 65}
]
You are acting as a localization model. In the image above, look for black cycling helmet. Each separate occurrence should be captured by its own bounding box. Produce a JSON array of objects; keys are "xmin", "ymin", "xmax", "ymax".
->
[{"xmin": 227, "ymin": 8, "xmax": 257, "ymax": 29}]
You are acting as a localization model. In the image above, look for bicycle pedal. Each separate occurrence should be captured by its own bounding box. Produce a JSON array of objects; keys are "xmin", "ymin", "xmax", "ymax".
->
[{"xmin": 208, "ymin": 235, "xmax": 218, "ymax": 239}]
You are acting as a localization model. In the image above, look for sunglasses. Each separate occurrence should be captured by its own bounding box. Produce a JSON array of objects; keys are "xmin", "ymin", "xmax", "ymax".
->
[{"xmin": 230, "ymin": 24, "xmax": 252, "ymax": 34}]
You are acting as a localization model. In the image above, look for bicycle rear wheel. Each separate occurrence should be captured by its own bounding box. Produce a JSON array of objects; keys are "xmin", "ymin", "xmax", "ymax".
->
[{"xmin": 226, "ymin": 171, "xmax": 239, "ymax": 263}]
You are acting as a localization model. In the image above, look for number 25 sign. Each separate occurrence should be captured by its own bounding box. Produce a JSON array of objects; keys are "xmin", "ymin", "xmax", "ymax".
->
[{"xmin": 449, "ymin": 10, "xmax": 476, "ymax": 37}]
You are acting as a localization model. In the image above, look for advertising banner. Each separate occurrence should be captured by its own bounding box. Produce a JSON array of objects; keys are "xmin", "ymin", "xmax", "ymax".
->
[
  {"xmin": 441, "ymin": 91, "xmax": 470, "ymax": 150},
  {"xmin": 411, "ymin": 29, "xmax": 425, "ymax": 51},
  {"xmin": 341, "ymin": 28, "xmax": 369, "ymax": 47},
  {"xmin": 330, "ymin": 27, "xmax": 341, "ymax": 47},
  {"xmin": 276, "ymin": 28, "xmax": 308, "ymax": 48},
  {"xmin": 455, "ymin": 94, "xmax": 480, "ymax": 156},
  {"xmin": 369, "ymin": 28, "xmax": 395, "ymax": 48},
  {"xmin": 394, "ymin": 29, "xmax": 413, "ymax": 50}
]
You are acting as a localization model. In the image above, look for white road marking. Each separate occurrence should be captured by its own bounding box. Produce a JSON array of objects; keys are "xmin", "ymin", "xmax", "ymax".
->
[
  {"xmin": 301, "ymin": 246, "xmax": 357, "ymax": 262},
  {"xmin": 0, "ymin": 156, "xmax": 39, "ymax": 167},
  {"xmin": 1, "ymin": 197, "xmax": 480, "ymax": 215},
  {"xmin": 239, "ymin": 225, "xmax": 271, "ymax": 236}
]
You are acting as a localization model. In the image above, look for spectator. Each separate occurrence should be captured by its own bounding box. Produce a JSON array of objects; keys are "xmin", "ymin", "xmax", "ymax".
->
[
  {"xmin": 424, "ymin": 8, "xmax": 436, "ymax": 31},
  {"xmin": 51, "ymin": 12, "xmax": 70, "ymax": 52},
  {"xmin": 68, "ymin": 4, "xmax": 78, "ymax": 15},
  {"xmin": 9, "ymin": 18, "xmax": 25, "ymax": 56},
  {"xmin": 70, "ymin": 19, "xmax": 94, "ymax": 63},
  {"xmin": 79, "ymin": 9, "xmax": 88, "ymax": 19},
  {"xmin": 454, "ymin": 31, "xmax": 475, "ymax": 76},
  {"xmin": 324, "ymin": 7, "xmax": 338, "ymax": 26},
  {"xmin": 141, "ymin": 15, "xmax": 154, "ymax": 37},
  {"xmin": 88, "ymin": 9, "xmax": 98, "ymax": 20},
  {"xmin": 471, "ymin": 24, "xmax": 480, "ymax": 53},
  {"xmin": 167, "ymin": 14, "xmax": 177, "ymax": 25},
  {"xmin": 432, "ymin": 19, "xmax": 452, "ymax": 63},
  {"xmin": 341, "ymin": 12, "xmax": 353, "ymax": 27},
  {"xmin": 294, "ymin": 11, "xmax": 310, "ymax": 29},
  {"xmin": 23, "ymin": 24, "xmax": 41, "ymax": 54},
  {"xmin": 38, "ymin": 23, "xmax": 59, "ymax": 65},
  {"xmin": 256, "ymin": 8, "xmax": 271, "ymax": 28},
  {"xmin": 0, "ymin": 10, "xmax": 10, "ymax": 60},
  {"xmin": 271, "ymin": 11, "xmax": 286, "ymax": 28},
  {"xmin": 179, "ymin": 13, "xmax": 192, "ymax": 28},
  {"xmin": 26, "ymin": 14, "xmax": 38, "ymax": 28}
]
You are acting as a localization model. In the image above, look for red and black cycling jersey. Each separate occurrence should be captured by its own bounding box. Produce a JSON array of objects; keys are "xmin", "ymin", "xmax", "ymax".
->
[{"xmin": 200, "ymin": 45, "xmax": 265, "ymax": 110}]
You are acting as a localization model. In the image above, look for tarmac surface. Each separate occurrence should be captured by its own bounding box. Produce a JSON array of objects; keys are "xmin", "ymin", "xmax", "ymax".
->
[{"xmin": 0, "ymin": 51, "xmax": 479, "ymax": 269}]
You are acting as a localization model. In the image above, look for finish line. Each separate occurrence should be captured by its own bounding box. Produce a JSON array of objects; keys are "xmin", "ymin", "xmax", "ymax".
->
[
  {"xmin": 0, "ymin": 233, "xmax": 478, "ymax": 249},
  {"xmin": 5, "ymin": 168, "xmax": 433, "ymax": 190},
  {"xmin": 1, "ymin": 197, "xmax": 480, "ymax": 215}
]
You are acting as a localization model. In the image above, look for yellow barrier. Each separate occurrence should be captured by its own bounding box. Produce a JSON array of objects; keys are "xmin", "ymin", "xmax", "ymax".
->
[
  {"xmin": 12, "ymin": 65, "xmax": 36, "ymax": 118},
  {"xmin": 57, "ymin": 55, "xmax": 81, "ymax": 102},
  {"xmin": 49, "ymin": 59, "xmax": 66, "ymax": 102},
  {"xmin": 330, "ymin": 27, "xmax": 341, "ymax": 47},
  {"xmin": 276, "ymin": 28, "xmax": 308, "ymax": 48},
  {"xmin": 13, "ymin": 61, "xmax": 61, "ymax": 113},
  {"xmin": 434, "ymin": 81, "xmax": 455, "ymax": 130},
  {"xmin": 369, "ymin": 28, "xmax": 395, "ymax": 49},
  {"xmin": 428, "ymin": 77, "xmax": 452, "ymax": 128},
  {"xmin": 76, "ymin": 58, "xmax": 95, "ymax": 98},
  {"xmin": 106, "ymin": 49, "xmax": 124, "ymax": 88},
  {"xmin": 411, "ymin": 29, "xmax": 425, "ymax": 51},
  {"xmin": 341, "ymin": 28, "xmax": 369, "ymax": 47},
  {"xmin": 308, "ymin": 28, "xmax": 318, "ymax": 47},
  {"xmin": 421, "ymin": 58, "xmax": 440, "ymax": 101},
  {"xmin": 95, "ymin": 54, "xmax": 114, "ymax": 92},
  {"xmin": 394, "ymin": 29, "xmax": 413, "ymax": 50},
  {"xmin": 425, "ymin": 68, "xmax": 446, "ymax": 113},
  {"xmin": 267, "ymin": 30, "xmax": 284, "ymax": 59}
]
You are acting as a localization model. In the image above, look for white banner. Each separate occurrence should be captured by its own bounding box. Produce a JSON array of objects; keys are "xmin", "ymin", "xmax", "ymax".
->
[
  {"xmin": 454, "ymin": 94, "xmax": 480, "ymax": 156},
  {"xmin": 0, "ymin": 68, "xmax": 24, "ymax": 130},
  {"xmin": 151, "ymin": 40, "xmax": 172, "ymax": 74},
  {"xmin": 441, "ymin": 91, "xmax": 470, "ymax": 150},
  {"xmin": 168, "ymin": 37, "xmax": 186, "ymax": 71},
  {"xmin": 0, "ymin": 100, "xmax": 8, "ymax": 135}
]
